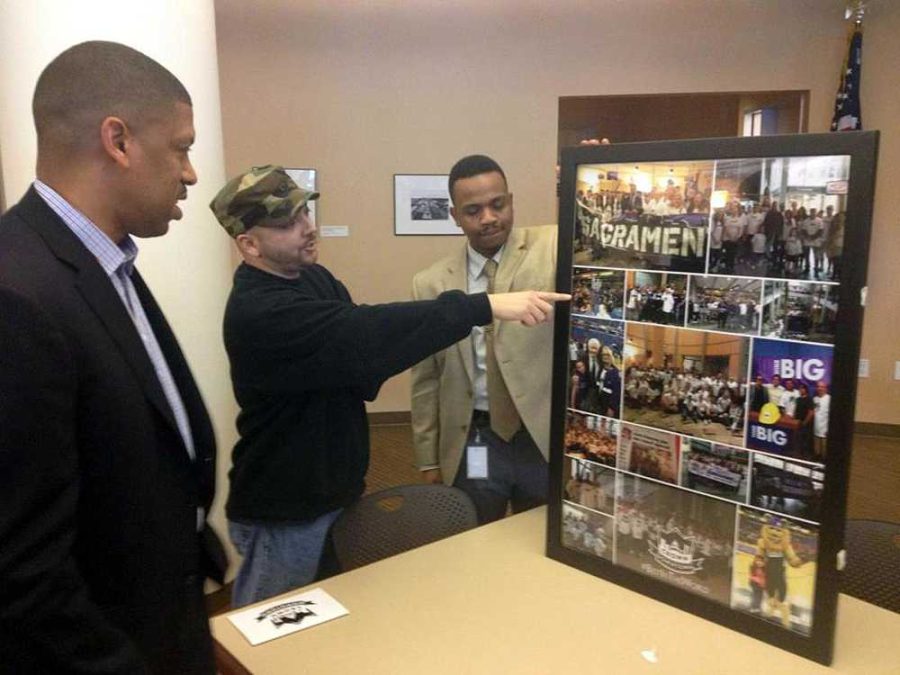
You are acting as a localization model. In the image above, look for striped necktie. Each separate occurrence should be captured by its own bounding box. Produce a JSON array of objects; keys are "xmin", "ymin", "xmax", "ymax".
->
[{"xmin": 483, "ymin": 259, "xmax": 521, "ymax": 441}]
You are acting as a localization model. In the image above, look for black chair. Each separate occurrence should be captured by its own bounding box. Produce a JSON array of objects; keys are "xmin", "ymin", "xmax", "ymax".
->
[
  {"xmin": 842, "ymin": 519, "xmax": 900, "ymax": 613},
  {"xmin": 329, "ymin": 484, "xmax": 478, "ymax": 572}
]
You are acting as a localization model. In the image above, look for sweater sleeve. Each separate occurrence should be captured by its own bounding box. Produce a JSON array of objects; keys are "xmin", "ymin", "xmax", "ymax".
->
[{"xmin": 226, "ymin": 275, "xmax": 491, "ymax": 400}]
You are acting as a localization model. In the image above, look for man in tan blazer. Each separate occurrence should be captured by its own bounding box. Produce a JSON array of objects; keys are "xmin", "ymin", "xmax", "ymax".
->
[{"xmin": 411, "ymin": 155, "xmax": 558, "ymax": 523}]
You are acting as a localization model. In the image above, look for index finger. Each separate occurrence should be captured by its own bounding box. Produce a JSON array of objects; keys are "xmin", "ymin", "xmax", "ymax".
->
[{"xmin": 537, "ymin": 292, "xmax": 571, "ymax": 303}]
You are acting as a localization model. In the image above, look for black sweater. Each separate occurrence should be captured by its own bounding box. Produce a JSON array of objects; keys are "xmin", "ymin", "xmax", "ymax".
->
[{"xmin": 224, "ymin": 263, "xmax": 492, "ymax": 522}]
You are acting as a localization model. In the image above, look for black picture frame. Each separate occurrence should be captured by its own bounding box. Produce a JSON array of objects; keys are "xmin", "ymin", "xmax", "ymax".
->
[{"xmin": 547, "ymin": 132, "xmax": 879, "ymax": 665}]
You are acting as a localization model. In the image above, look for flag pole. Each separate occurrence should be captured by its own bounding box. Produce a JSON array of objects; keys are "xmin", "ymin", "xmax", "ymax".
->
[
  {"xmin": 843, "ymin": 1, "xmax": 866, "ymax": 25},
  {"xmin": 831, "ymin": 3, "xmax": 865, "ymax": 132}
]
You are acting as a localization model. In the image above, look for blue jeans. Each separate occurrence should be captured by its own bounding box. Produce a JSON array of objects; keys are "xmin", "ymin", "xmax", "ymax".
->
[{"xmin": 228, "ymin": 509, "xmax": 342, "ymax": 609}]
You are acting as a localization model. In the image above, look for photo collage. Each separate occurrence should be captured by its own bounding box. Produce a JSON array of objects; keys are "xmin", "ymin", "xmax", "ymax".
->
[{"xmin": 562, "ymin": 155, "xmax": 847, "ymax": 637}]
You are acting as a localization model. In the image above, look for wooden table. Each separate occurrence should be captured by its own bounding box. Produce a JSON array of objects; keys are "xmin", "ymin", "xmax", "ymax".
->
[{"xmin": 211, "ymin": 507, "xmax": 900, "ymax": 674}]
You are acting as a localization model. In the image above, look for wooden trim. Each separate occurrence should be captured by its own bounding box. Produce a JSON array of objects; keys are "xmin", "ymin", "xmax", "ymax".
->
[
  {"xmin": 558, "ymin": 89, "xmax": 809, "ymax": 102},
  {"xmin": 368, "ymin": 411, "xmax": 411, "ymax": 425},
  {"xmin": 855, "ymin": 422, "xmax": 900, "ymax": 438}
]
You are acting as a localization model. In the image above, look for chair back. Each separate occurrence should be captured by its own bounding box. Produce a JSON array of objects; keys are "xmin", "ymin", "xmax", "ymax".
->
[
  {"xmin": 842, "ymin": 519, "xmax": 900, "ymax": 613},
  {"xmin": 330, "ymin": 484, "xmax": 478, "ymax": 572}
]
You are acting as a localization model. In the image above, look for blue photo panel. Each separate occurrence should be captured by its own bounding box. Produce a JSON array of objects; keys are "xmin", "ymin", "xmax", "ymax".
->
[
  {"xmin": 746, "ymin": 339, "xmax": 833, "ymax": 462},
  {"xmin": 568, "ymin": 317, "xmax": 625, "ymax": 419}
]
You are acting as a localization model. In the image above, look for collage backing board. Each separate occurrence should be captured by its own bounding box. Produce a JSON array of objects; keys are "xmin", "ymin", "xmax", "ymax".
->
[{"xmin": 546, "ymin": 132, "xmax": 878, "ymax": 665}]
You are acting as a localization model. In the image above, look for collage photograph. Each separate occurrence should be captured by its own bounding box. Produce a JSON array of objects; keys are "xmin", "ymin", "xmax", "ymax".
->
[
  {"xmin": 761, "ymin": 281, "xmax": 839, "ymax": 344},
  {"xmin": 574, "ymin": 161, "xmax": 713, "ymax": 273},
  {"xmin": 614, "ymin": 473, "xmax": 736, "ymax": 604},
  {"xmin": 745, "ymin": 338, "xmax": 833, "ymax": 462},
  {"xmin": 708, "ymin": 155, "xmax": 849, "ymax": 282},
  {"xmin": 731, "ymin": 508, "xmax": 818, "ymax": 636},
  {"xmin": 625, "ymin": 271, "xmax": 688, "ymax": 325},
  {"xmin": 571, "ymin": 267, "xmax": 625, "ymax": 319},
  {"xmin": 568, "ymin": 317, "xmax": 625, "ymax": 418},
  {"xmin": 686, "ymin": 276, "xmax": 762, "ymax": 336},
  {"xmin": 622, "ymin": 324, "xmax": 749, "ymax": 445},
  {"xmin": 617, "ymin": 423, "xmax": 681, "ymax": 485},
  {"xmin": 563, "ymin": 455, "xmax": 616, "ymax": 515},
  {"xmin": 563, "ymin": 412, "xmax": 620, "ymax": 467},
  {"xmin": 561, "ymin": 502, "xmax": 615, "ymax": 562},
  {"xmin": 680, "ymin": 439, "xmax": 750, "ymax": 502},
  {"xmin": 557, "ymin": 147, "xmax": 862, "ymax": 646},
  {"xmin": 749, "ymin": 454, "xmax": 824, "ymax": 522}
]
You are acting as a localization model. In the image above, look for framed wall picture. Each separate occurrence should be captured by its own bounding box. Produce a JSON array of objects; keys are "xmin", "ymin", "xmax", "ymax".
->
[
  {"xmin": 285, "ymin": 168, "xmax": 318, "ymax": 225},
  {"xmin": 548, "ymin": 132, "xmax": 878, "ymax": 665},
  {"xmin": 393, "ymin": 174, "xmax": 460, "ymax": 236}
]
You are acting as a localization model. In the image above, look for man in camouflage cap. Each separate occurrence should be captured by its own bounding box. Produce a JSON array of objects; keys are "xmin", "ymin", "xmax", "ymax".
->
[
  {"xmin": 211, "ymin": 165, "xmax": 322, "ymax": 276},
  {"xmin": 211, "ymin": 164, "xmax": 319, "ymax": 238},
  {"xmin": 210, "ymin": 165, "xmax": 568, "ymax": 608}
]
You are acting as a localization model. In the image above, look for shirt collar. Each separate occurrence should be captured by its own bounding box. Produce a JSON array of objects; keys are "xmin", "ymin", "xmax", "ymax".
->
[
  {"xmin": 466, "ymin": 241, "xmax": 504, "ymax": 280},
  {"xmin": 33, "ymin": 179, "xmax": 139, "ymax": 278}
]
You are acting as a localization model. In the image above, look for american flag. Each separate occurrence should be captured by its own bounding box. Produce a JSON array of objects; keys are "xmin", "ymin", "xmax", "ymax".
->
[{"xmin": 830, "ymin": 25, "xmax": 863, "ymax": 131}]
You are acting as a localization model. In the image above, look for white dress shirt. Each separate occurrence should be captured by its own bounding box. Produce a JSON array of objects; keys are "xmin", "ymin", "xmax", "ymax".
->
[{"xmin": 467, "ymin": 242, "xmax": 505, "ymax": 412}]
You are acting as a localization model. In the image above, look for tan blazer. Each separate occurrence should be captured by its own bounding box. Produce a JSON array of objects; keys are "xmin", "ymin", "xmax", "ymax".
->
[{"xmin": 411, "ymin": 225, "xmax": 558, "ymax": 484}]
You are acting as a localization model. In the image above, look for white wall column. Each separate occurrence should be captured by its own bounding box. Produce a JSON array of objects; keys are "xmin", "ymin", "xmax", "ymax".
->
[{"xmin": 0, "ymin": 0, "xmax": 239, "ymax": 577}]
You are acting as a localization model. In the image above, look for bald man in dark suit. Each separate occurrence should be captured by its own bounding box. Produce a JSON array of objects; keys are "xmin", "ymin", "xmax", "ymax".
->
[{"xmin": 0, "ymin": 41, "xmax": 224, "ymax": 674}]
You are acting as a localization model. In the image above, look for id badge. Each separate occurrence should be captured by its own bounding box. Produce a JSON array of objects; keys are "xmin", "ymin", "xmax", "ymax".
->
[{"xmin": 466, "ymin": 443, "xmax": 489, "ymax": 480}]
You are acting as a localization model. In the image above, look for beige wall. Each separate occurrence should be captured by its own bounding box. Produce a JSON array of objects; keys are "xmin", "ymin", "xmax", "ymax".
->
[
  {"xmin": 214, "ymin": 0, "xmax": 898, "ymax": 424},
  {"xmin": 853, "ymin": 2, "xmax": 900, "ymax": 424}
]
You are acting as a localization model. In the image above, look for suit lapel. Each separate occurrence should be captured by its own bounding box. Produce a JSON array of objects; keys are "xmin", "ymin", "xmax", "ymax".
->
[
  {"xmin": 445, "ymin": 246, "xmax": 475, "ymax": 385},
  {"xmin": 19, "ymin": 190, "xmax": 183, "ymax": 446},
  {"xmin": 134, "ymin": 269, "xmax": 216, "ymax": 483},
  {"xmin": 495, "ymin": 228, "xmax": 527, "ymax": 293},
  {"xmin": 494, "ymin": 228, "xmax": 528, "ymax": 340}
]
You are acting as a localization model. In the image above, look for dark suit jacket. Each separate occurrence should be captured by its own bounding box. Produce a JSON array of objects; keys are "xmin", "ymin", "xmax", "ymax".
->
[
  {"xmin": 577, "ymin": 353, "xmax": 603, "ymax": 414},
  {"xmin": 0, "ymin": 188, "xmax": 225, "ymax": 674},
  {"xmin": 597, "ymin": 366, "xmax": 622, "ymax": 418},
  {"xmin": 750, "ymin": 383, "xmax": 769, "ymax": 413}
]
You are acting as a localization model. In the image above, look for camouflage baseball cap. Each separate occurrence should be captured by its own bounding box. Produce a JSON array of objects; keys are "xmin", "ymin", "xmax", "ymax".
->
[{"xmin": 210, "ymin": 165, "xmax": 319, "ymax": 238}]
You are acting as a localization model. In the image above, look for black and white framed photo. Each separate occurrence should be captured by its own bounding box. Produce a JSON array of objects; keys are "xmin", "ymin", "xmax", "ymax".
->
[
  {"xmin": 548, "ymin": 132, "xmax": 878, "ymax": 665},
  {"xmin": 393, "ymin": 174, "xmax": 460, "ymax": 236},
  {"xmin": 284, "ymin": 168, "xmax": 318, "ymax": 225}
]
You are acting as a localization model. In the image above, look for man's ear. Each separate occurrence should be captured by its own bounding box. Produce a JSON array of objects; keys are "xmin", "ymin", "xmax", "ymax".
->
[
  {"xmin": 450, "ymin": 205, "xmax": 460, "ymax": 226},
  {"xmin": 235, "ymin": 232, "xmax": 259, "ymax": 257},
  {"xmin": 99, "ymin": 116, "xmax": 131, "ymax": 167}
]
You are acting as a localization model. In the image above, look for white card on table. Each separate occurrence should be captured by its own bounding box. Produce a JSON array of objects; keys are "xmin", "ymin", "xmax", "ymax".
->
[{"xmin": 227, "ymin": 587, "xmax": 349, "ymax": 646}]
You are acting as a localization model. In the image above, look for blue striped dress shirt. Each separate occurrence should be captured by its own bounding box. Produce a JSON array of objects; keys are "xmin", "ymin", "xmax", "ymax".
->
[{"xmin": 33, "ymin": 180, "xmax": 196, "ymax": 462}]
